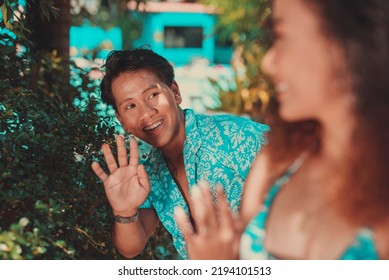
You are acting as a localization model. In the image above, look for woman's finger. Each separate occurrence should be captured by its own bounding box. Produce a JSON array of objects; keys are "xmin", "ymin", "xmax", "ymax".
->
[
  {"xmin": 190, "ymin": 184, "xmax": 207, "ymax": 234},
  {"xmin": 216, "ymin": 185, "xmax": 235, "ymax": 233},
  {"xmin": 174, "ymin": 206, "xmax": 194, "ymax": 241},
  {"xmin": 116, "ymin": 135, "xmax": 128, "ymax": 167},
  {"xmin": 199, "ymin": 181, "xmax": 218, "ymax": 229}
]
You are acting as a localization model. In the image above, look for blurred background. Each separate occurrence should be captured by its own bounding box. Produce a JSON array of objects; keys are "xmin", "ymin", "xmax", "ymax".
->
[{"xmin": 0, "ymin": 0, "xmax": 272, "ymax": 259}]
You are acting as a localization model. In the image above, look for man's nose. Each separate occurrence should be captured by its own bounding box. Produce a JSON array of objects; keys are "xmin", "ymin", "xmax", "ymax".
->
[{"xmin": 139, "ymin": 103, "xmax": 157, "ymax": 120}]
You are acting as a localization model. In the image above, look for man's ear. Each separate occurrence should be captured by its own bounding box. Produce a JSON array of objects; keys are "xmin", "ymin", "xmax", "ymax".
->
[{"xmin": 171, "ymin": 80, "xmax": 182, "ymax": 104}]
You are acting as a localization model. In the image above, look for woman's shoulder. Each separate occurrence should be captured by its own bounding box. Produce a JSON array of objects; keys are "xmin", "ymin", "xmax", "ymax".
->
[{"xmin": 374, "ymin": 219, "xmax": 389, "ymax": 259}]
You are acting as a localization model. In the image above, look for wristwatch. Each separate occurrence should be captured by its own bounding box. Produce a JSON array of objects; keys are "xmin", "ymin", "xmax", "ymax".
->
[{"xmin": 114, "ymin": 211, "xmax": 139, "ymax": 224}]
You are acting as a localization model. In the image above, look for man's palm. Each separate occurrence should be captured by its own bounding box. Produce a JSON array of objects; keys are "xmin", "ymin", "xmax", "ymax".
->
[{"xmin": 92, "ymin": 136, "xmax": 150, "ymax": 215}]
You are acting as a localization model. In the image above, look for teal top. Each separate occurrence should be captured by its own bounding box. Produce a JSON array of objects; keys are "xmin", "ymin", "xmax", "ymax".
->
[
  {"xmin": 140, "ymin": 108, "xmax": 269, "ymax": 259},
  {"xmin": 240, "ymin": 155, "xmax": 380, "ymax": 260}
]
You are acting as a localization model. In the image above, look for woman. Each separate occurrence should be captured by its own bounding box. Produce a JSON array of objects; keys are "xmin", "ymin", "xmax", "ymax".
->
[{"xmin": 175, "ymin": 0, "xmax": 389, "ymax": 259}]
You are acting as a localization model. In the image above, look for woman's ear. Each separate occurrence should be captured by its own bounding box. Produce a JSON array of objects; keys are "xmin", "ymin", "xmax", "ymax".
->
[
  {"xmin": 171, "ymin": 80, "xmax": 182, "ymax": 104},
  {"xmin": 329, "ymin": 42, "xmax": 351, "ymax": 93}
]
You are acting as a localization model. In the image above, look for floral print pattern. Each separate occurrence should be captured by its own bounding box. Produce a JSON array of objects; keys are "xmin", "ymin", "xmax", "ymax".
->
[{"xmin": 140, "ymin": 109, "xmax": 269, "ymax": 259}]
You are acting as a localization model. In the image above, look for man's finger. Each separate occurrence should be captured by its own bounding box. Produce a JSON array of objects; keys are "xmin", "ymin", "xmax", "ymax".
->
[
  {"xmin": 102, "ymin": 143, "xmax": 118, "ymax": 173},
  {"xmin": 129, "ymin": 138, "xmax": 140, "ymax": 167},
  {"xmin": 116, "ymin": 135, "xmax": 128, "ymax": 167},
  {"xmin": 137, "ymin": 164, "xmax": 151, "ymax": 193},
  {"xmin": 91, "ymin": 161, "xmax": 108, "ymax": 182}
]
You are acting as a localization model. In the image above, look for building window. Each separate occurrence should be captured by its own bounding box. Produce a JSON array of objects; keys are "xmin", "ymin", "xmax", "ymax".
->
[{"xmin": 164, "ymin": 26, "xmax": 203, "ymax": 48}]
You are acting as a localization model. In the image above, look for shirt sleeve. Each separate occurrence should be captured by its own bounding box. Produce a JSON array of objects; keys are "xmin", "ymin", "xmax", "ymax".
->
[
  {"xmin": 228, "ymin": 117, "xmax": 270, "ymax": 179},
  {"xmin": 139, "ymin": 197, "xmax": 152, "ymax": 209}
]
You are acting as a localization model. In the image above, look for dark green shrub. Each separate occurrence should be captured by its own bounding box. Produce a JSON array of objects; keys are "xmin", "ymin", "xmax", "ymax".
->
[
  {"xmin": 0, "ymin": 2, "xmax": 177, "ymax": 260},
  {"xmin": 1, "ymin": 32, "xmax": 112, "ymax": 259}
]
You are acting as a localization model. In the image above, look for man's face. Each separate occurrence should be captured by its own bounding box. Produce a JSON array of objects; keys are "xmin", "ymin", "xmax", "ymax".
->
[{"xmin": 112, "ymin": 69, "xmax": 184, "ymax": 149}]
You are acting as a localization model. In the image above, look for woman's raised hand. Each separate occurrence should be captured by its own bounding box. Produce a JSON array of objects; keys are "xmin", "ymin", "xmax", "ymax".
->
[
  {"xmin": 175, "ymin": 182, "xmax": 241, "ymax": 259},
  {"xmin": 91, "ymin": 135, "xmax": 150, "ymax": 216}
]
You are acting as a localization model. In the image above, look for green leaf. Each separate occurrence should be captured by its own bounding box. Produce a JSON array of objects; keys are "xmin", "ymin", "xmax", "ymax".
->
[
  {"xmin": 1, "ymin": 4, "xmax": 8, "ymax": 23},
  {"xmin": 1, "ymin": 3, "xmax": 12, "ymax": 30}
]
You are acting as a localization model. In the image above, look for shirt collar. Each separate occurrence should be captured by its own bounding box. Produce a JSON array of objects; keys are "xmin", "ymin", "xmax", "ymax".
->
[{"xmin": 145, "ymin": 108, "xmax": 202, "ymax": 164}]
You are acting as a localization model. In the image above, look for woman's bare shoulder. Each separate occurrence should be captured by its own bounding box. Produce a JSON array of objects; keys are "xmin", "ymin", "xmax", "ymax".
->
[
  {"xmin": 240, "ymin": 148, "xmax": 293, "ymax": 225},
  {"xmin": 375, "ymin": 219, "xmax": 389, "ymax": 259}
]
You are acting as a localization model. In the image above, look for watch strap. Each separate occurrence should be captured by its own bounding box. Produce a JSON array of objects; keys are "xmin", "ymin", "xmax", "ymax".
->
[{"xmin": 114, "ymin": 211, "xmax": 139, "ymax": 224}]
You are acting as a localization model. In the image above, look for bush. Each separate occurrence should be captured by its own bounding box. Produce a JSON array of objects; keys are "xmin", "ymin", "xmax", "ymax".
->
[{"xmin": 0, "ymin": 14, "xmax": 177, "ymax": 260}]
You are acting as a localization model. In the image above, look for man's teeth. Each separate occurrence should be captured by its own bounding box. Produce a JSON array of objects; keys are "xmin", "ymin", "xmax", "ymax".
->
[{"xmin": 144, "ymin": 120, "xmax": 163, "ymax": 131}]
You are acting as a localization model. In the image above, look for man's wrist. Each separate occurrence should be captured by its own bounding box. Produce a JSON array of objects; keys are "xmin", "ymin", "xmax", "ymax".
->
[{"xmin": 113, "ymin": 207, "xmax": 139, "ymax": 217}]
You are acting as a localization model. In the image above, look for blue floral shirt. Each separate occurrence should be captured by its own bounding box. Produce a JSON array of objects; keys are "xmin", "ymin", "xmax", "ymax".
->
[{"xmin": 140, "ymin": 108, "xmax": 269, "ymax": 259}]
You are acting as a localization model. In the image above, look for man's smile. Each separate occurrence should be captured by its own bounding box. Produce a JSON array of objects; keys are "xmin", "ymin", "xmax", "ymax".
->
[{"xmin": 143, "ymin": 119, "xmax": 163, "ymax": 131}]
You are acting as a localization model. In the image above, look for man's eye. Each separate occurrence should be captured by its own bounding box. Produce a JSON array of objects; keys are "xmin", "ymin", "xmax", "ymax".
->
[
  {"xmin": 126, "ymin": 104, "xmax": 135, "ymax": 110},
  {"xmin": 148, "ymin": 92, "xmax": 159, "ymax": 100}
]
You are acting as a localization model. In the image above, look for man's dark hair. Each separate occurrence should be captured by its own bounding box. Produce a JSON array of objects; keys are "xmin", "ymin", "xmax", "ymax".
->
[{"xmin": 100, "ymin": 49, "xmax": 175, "ymax": 110}]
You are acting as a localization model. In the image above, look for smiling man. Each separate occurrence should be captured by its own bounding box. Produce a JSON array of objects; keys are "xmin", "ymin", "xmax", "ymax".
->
[{"xmin": 91, "ymin": 49, "xmax": 269, "ymax": 259}]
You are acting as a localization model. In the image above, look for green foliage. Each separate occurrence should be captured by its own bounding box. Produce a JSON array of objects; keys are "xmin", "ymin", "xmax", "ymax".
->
[
  {"xmin": 202, "ymin": 0, "xmax": 270, "ymax": 45},
  {"xmin": 1, "ymin": 1, "xmax": 30, "ymax": 38},
  {"xmin": 1, "ymin": 33, "xmax": 114, "ymax": 259},
  {"xmin": 201, "ymin": 0, "xmax": 272, "ymax": 118},
  {"xmin": 0, "ymin": 1, "xmax": 178, "ymax": 260}
]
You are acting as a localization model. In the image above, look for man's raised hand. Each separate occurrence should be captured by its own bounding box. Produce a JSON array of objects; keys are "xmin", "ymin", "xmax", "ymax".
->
[{"xmin": 91, "ymin": 135, "xmax": 150, "ymax": 216}]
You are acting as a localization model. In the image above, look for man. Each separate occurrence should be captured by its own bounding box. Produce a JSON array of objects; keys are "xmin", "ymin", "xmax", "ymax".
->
[{"xmin": 91, "ymin": 49, "xmax": 269, "ymax": 259}]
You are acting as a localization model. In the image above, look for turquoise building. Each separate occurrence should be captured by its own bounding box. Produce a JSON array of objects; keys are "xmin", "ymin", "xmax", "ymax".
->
[
  {"xmin": 130, "ymin": 1, "xmax": 231, "ymax": 65},
  {"xmin": 69, "ymin": 24, "xmax": 122, "ymax": 59},
  {"xmin": 69, "ymin": 2, "xmax": 232, "ymax": 66},
  {"xmin": 69, "ymin": 1, "xmax": 234, "ymax": 114}
]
